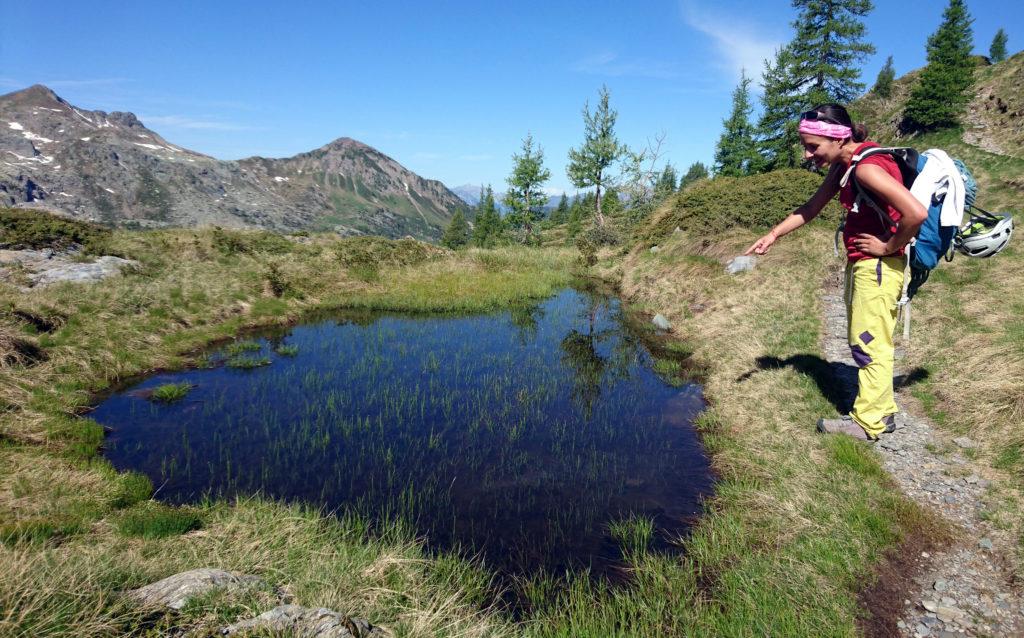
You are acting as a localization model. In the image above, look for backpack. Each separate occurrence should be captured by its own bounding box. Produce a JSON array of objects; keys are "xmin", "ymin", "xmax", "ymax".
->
[{"xmin": 839, "ymin": 146, "xmax": 977, "ymax": 302}]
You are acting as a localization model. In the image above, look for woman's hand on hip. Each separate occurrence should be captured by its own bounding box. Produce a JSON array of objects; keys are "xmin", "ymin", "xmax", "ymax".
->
[{"xmin": 853, "ymin": 233, "xmax": 892, "ymax": 257}]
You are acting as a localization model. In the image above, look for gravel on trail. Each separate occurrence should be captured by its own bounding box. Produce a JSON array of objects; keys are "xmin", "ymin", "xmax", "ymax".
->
[{"xmin": 820, "ymin": 274, "xmax": 1023, "ymax": 638}]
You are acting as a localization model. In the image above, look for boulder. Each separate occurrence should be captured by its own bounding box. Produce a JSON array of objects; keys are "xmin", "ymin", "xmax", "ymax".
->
[
  {"xmin": 652, "ymin": 314, "xmax": 672, "ymax": 331},
  {"xmin": 725, "ymin": 255, "xmax": 756, "ymax": 274},
  {"xmin": 221, "ymin": 604, "xmax": 382, "ymax": 637},
  {"xmin": 127, "ymin": 568, "xmax": 265, "ymax": 611}
]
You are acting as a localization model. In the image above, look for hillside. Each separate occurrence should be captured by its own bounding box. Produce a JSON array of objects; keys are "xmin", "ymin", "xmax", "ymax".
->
[
  {"xmin": 0, "ymin": 85, "xmax": 463, "ymax": 240},
  {"xmin": 854, "ymin": 51, "xmax": 1024, "ymax": 212}
]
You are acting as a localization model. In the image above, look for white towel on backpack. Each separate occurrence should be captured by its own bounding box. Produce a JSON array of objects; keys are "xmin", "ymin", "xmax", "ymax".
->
[{"xmin": 911, "ymin": 149, "xmax": 965, "ymax": 227}]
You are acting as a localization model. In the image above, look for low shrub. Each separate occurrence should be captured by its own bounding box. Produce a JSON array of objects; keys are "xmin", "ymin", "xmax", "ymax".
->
[
  {"xmin": 0, "ymin": 208, "xmax": 111, "ymax": 251},
  {"xmin": 641, "ymin": 169, "xmax": 844, "ymax": 244},
  {"xmin": 336, "ymin": 236, "xmax": 449, "ymax": 269}
]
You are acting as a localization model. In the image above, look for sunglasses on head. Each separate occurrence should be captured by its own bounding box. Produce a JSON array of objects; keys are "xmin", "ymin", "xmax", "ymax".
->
[{"xmin": 800, "ymin": 110, "xmax": 841, "ymax": 124}]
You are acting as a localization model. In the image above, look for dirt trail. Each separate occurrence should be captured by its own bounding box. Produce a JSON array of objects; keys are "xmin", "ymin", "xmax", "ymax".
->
[{"xmin": 820, "ymin": 269, "xmax": 1024, "ymax": 637}]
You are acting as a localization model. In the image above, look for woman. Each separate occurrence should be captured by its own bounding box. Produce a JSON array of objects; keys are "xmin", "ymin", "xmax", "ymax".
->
[{"xmin": 745, "ymin": 104, "xmax": 927, "ymax": 440}]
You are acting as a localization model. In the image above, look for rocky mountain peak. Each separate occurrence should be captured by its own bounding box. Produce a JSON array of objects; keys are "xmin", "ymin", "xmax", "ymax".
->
[{"xmin": 3, "ymin": 84, "xmax": 64, "ymax": 108}]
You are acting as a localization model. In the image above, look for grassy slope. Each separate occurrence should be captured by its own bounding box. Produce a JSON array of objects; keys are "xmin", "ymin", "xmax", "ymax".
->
[{"xmin": 1, "ymin": 224, "xmax": 573, "ymax": 636}]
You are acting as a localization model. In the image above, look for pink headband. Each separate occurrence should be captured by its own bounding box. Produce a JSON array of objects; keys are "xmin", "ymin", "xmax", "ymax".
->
[{"xmin": 798, "ymin": 119, "xmax": 852, "ymax": 139}]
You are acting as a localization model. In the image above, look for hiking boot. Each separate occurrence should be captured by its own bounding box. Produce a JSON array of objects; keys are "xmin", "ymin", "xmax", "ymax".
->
[
  {"xmin": 817, "ymin": 415, "xmax": 875, "ymax": 441},
  {"xmin": 882, "ymin": 413, "xmax": 901, "ymax": 434}
]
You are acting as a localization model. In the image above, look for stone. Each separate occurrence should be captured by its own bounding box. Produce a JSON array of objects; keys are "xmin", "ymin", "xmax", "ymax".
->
[
  {"xmin": 935, "ymin": 606, "xmax": 963, "ymax": 623},
  {"xmin": 979, "ymin": 538, "xmax": 994, "ymax": 551},
  {"xmin": 652, "ymin": 314, "xmax": 672, "ymax": 331},
  {"xmin": 953, "ymin": 436, "xmax": 977, "ymax": 449},
  {"xmin": 221, "ymin": 604, "xmax": 381, "ymax": 637},
  {"xmin": 127, "ymin": 568, "xmax": 265, "ymax": 610},
  {"xmin": 649, "ymin": 245, "xmax": 660, "ymax": 254},
  {"xmin": 915, "ymin": 622, "xmax": 931, "ymax": 637},
  {"xmin": 933, "ymin": 579, "xmax": 948, "ymax": 593},
  {"xmin": 922, "ymin": 600, "xmax": 939, "ymax": 612},
  {"xmin": 725, "ymin": 255, "xmax": 756, "ymax": 274}
]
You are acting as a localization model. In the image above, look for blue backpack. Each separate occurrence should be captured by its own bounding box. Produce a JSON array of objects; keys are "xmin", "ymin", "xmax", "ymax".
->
[{"xmin": 844, "ymin": 147, "xmax": 977, "ymax": 300}]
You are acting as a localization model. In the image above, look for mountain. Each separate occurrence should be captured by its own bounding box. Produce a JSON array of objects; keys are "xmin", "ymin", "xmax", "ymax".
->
[
  {"xmin": 0, "ymin": 85, "xmax": 463, "ymax": 240},
  {"xmin": 450, "ymin": 184, "xmax": 483, "ymax": 207},
  {"xmin": 447, "ymin": 183, "xmax": 573, "ymax": 215}
]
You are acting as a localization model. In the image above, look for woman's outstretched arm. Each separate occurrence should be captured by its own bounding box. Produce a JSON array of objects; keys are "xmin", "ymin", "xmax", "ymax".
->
[{"xmin": 744, "ymin": 164, "xmax": 842, "ymax": 256}]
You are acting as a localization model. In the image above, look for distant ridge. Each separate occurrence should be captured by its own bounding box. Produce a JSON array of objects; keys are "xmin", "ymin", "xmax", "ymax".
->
[{"xmin": 0, "ymin": 85, "xmax": 464, "ymax": 240}]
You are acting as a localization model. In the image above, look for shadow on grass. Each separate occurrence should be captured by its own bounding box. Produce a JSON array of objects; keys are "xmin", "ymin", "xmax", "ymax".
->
[{"xmin": 737, "ymin": 354, "xmax": 929, "ymax": 413}]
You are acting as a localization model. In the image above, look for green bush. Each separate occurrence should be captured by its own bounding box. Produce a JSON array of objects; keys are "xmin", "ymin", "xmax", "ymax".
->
[
  {"xmin": 641, "ymin": 169, "xmax": 843, "ymax": 243},
  {"xmin": 114, "ymin": 502, "xmax": 202, "ymax": 539},
  {"xmin": 0, "ymin": 208, "xmax": 111, "ymax": 251},
  {"xmin": 210, "ymin": 227, "xmax": 294, "ymax": 255}
]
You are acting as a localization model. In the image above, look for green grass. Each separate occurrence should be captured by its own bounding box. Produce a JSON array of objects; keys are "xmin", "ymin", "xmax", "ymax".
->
[
  {"xmin": 225, "ymin": 356, "xmax": 270, "ymax": 369},
  {"xmin": 150, "ymin": 382, "xmax": 192, "ymax": 403},
  {"xmin": 224, "ymin": 340, "xmax": 261, "ymax": 355},
  {"xmin": 274, "ymin": 344, "xmax": 299, "ymax": 356},
  {"xmin": 113, "ymin": 502, "xmax": 203, "ymax": 539}
]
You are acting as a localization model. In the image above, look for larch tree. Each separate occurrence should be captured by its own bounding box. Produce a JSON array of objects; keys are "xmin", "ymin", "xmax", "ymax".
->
[
  {"xmin": 503, "ymin": 133, "xmax": 551, "ymax": 239},
  {"xmin": 873, "ymin": 55, "xmax": 896, "ymax": 99},
  {"xmin": 567, "ymin": 85, "xmax": 626, "ymax": 228},
  {"xmin": 989, "ymin": 28, "xmax": 1008, "ymax": 63},
  {"xmin": 902, "ymin": 0, "xmax": 975, "ymax": 132}
]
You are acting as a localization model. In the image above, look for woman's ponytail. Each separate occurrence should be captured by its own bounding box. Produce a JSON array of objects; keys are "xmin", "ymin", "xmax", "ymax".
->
[{"xmin": 852, "ymin": 123, "xmax": 868, "ymax": 143}]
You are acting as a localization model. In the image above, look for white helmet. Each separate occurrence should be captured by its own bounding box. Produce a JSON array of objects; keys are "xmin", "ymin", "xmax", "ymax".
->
[{"xmin": 955, "ymin": 212, "xmax": 1014, "ymax": 258}]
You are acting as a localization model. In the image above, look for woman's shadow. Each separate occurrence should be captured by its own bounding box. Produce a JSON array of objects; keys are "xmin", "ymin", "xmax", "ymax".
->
[{"xmin": 736, "ymin": 355, "xmax": 929, "ymax": 413}]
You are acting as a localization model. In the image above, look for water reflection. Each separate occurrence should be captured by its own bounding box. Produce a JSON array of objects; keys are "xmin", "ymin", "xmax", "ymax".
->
[{"xmin": 96, "ymin": 289, "xmax": 712, "ymax": 578}]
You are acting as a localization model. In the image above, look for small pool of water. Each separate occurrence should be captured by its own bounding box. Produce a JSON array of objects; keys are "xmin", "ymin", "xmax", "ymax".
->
[{"xmin": 95, "ymin": 288, "xmax": 713, "ymax": 578}]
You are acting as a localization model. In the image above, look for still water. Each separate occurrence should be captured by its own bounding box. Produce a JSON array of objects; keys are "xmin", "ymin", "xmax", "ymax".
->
[{"xmin": 96, "ymin": 288, "xmax": 713, "ymax": 577}]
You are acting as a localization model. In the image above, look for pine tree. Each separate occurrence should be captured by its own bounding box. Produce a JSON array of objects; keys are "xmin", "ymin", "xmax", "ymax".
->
[
  {"xmin": 989, "ymin": 28, "xmax": 1008, "ymax": 63},
  {"xmin": 472, "ymin": 186, "xmax": 503, "ymax": 248},
  {"xmin": 567, "ymin": 85, "xmax": 626, "ymax": 228},
  {"xmin": 788, "ymin": 0, "xmax": 876, "ymax": 105},
  {"xmin": 503, "ymin": 133, "xmax": 551, "ymax": 239},
  {"xmin": 550, "ymin": 193, "xmax": 570, "ymax": 224},
  {"xmin": 678, "ymin": 162, "xmax": 709, "ymax": 190},
  {"xmin": 441, "ymin": 208, "xmax": 470, "ymax": 248},
  {"xmin": 756, "ymin": 45, "xmax": 802, "ymax": 172},
  {"xmin": 654, "ymin": 164, "xmax": 678, "ymax": 201},
  {"xmin": 873, "ymin": 55, "xmax": 896, "ymax": 98},
  {"xmin": 903, "ymin": 0, "xmax": 975, "ymax": 132},
  {"xmin": 714, "ymin": 71, "xmax": 758, "ymax": 177}
]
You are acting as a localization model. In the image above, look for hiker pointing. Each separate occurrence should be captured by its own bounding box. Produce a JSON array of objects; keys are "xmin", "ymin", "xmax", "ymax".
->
[{"xmin": 745, "ymin": 104, "xmax": 927, "ymax": 441}]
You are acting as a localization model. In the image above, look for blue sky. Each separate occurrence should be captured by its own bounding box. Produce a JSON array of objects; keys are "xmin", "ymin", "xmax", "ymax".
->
[{"xmin": 2, "ymin": 1, "xmax": 1019, "ymax": 194}]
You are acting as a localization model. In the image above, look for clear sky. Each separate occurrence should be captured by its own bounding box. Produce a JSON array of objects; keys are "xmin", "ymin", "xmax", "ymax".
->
[{"xmin": 1, "ymin": 1, "xmax": 1019, "ymax": 194}]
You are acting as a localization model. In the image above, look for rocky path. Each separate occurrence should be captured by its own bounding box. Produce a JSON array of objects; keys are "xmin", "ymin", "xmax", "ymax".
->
[{"xmin": 820, "ymin": 274, "xmax": 1024, "ymax": 637}]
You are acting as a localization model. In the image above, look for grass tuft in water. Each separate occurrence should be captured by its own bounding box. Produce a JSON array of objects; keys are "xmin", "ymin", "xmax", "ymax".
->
[
  {"xmin": 224, "ymin": 340, "xmax": 262, "ymax": 355},
  {"xmin": 274, "ymin": 344, "xmax": 299, "ymax": 357},
  {"xmin": 607, "ymin": 514, "xmax": 655, "ymax": 558},
  {"xmin": 150, "ymin": 382, "xmax": 192, "ymax": 403},
  {"xmin": 225, "ymin": 356, "xmax": 271, "ymax": 369}
]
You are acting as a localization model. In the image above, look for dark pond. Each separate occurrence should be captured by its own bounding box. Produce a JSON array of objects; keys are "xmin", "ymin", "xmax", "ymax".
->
[{"xmin": 96, "ymin": 288, "xmax": 713, "ymax": 579}]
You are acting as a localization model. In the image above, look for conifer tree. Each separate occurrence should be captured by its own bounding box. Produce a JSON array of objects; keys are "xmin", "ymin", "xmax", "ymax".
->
[
  {"xmin": 678, "ymin": 162, "xmax": 709, "ymax": 190},
  {"xmin": 873, "ymin": 55, "xmax": 896, "ymax": 98},
  {"xmin": 503, "ymin": 133, "xmax": 551, "ymax": 239},
  {"xmin": 472, "ymin": 186, "xmax": 503, "ymax": 248},
  {"xmin": 989, "ymin": 28, "xmax": 1008, "ymax": 63},
  {"xmin": 567, "ymin": 85, "xmax": 626, "ymax": 228},
  {"xmin": 714, "ymin": 71, "xmax": 758, "ymax": 177},
  {"xmin": 550, "ymin": 193, "xmax": 570, "ymax": 224},
  {"xmin": 788, "ymin": 0, "xmax": 876, "ymax": 105},
  {"xmin": 756, "ymin": 45, "xmax": 802, "ymax": 172},
  {"xmin": 654, "ymin": 164, "xmax": 678, "ymax": 200},
  {"xmin": 441, "ymin": 208, "xmax": 470, "ymax": 248},
  {"xmin": 902, "ymin": 0, "xmax": 975, "ymax": 132}
]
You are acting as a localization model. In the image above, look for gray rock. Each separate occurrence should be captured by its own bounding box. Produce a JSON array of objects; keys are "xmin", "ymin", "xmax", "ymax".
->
[
  {"xmin": 915, "ymin": 622, "xmax": 931, "ymax": 637},
  {"xmin": 127, "ymin": 568, "xmax": 264, "ymax": 610},
  {"xmin": 221, "ymin": 604, "xmax": 381, "ymax": 637},
  {"xmin": 649, "ymin": 245, "xmax": 660, "ymax": 254},
  {"xmin": 933, "ymin": 579, "xmax": 948, "ymax": 592},
  {"xmin": 979, "ymin": 538, "xmax": 994, "ymax": 551},
  {"xmin": 725, "ymin": 255, "xmax": 756, "ymax": 274},
  {"xmin": 953, "ymin": 436, "xmax": 977, "ymax": 449},
  {"xmin": 652, "ymin": 314, "xmax": 672, "ymax": 331},
  {"xmin": 923, "ymin": 600, "xmax": 939, "ymax": 612}
]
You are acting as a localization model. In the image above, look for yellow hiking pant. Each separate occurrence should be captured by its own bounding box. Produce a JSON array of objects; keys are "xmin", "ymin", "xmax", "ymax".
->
[{"xmin": 845, "ymin": 256, "xmax": 904, "ymax": 438}]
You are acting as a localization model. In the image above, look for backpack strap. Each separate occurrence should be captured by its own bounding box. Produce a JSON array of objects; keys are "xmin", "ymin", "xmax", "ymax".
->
[{"xmin": 840, "ymin": 147, "xmax": 901, "ymax": 239}]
